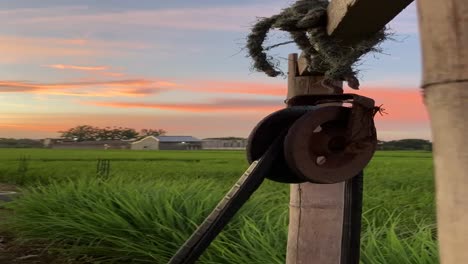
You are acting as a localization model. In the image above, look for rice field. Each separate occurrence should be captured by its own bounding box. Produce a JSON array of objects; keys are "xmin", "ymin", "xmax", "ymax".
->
[{"xmin": 0, "ymin": 149, "xmax": 437, "ymax": 263}]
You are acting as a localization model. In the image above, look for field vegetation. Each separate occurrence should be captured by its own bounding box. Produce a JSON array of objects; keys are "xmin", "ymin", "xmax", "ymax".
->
[{"xmin": 0, "ymin": 149, "xmax": 436, "ymax": 263}]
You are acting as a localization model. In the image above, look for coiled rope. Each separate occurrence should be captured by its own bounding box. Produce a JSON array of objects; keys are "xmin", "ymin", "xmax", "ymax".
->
[{"xmin": 246, "ymin": 0, "xmax": 387, "ymax": 89}]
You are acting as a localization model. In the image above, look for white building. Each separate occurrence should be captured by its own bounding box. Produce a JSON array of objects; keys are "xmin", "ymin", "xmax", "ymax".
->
[
  {"xmin": 131, "ymin": 136, "xmax": 202, "ymax": 150},
  {"xmin": 130, "ymin": 136, "xmax": 159, "ymax": 150}
]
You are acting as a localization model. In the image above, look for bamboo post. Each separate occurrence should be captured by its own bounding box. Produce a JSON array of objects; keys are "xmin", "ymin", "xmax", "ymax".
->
[
  {"xmin": 416, "ymin": 1, "xmax": 468, "ymax": 263},
  {"xmin": 286, "ymin": 53, "xmax": 346, "ymax": 264}
]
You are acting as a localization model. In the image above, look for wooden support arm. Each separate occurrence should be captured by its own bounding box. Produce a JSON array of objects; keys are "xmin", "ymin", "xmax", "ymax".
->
[{"xmin": 328, "ymin": 0, "xmax": 414, "ymax": 43}]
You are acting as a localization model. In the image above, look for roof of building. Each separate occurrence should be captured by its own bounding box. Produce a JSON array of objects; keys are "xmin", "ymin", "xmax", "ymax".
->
[{"xmin": 156, "ymin": 136, "xmax": 201, "ymax": 142}]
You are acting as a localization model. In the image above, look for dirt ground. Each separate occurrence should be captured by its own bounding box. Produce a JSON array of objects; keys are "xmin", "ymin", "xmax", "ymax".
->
[
  {"xmin": 0, "ymin": 183, "xmax": 18, "ymax": 192},
  {"xmin": 0, "ymin": 229, "xmax": 62, "ymax": 264}
]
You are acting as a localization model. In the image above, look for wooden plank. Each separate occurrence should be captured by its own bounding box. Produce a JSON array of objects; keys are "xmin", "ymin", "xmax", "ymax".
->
[
  {"xmin": 327, "ymin": 0, "xmax": 414, "ymax": 42},
  {"xmin": 287, "ymin": 183, "xmax": 346, "ymax": 264},
  {"xmin": 416, "ymin": 0, "xmax": 468, "ymax": 263},
  {"xmin": 286, "ymin": 54, "xmax": 346, "ymax": 264}
]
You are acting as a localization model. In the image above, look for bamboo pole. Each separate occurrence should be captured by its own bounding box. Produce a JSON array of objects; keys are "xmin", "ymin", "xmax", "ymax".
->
[
  {"xmin": 285, "ymin": 53, "xmax": 346, "ymax": 264},
  {"xmin": 416, "ymin": 1, "xmax": 468, "ymax": 263}
]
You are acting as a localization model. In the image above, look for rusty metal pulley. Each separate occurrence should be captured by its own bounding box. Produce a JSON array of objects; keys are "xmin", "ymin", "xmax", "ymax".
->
[
  {"xmin": 247, "ymin": 94, "xmax": 378, "ymax": 184},
  {"xmin": 284, "ymin": 105, "xmax": 377, "ymax": 184}
]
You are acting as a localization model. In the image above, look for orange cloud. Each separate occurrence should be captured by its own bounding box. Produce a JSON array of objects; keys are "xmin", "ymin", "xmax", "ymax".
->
[
  {"xmin": 173, "ymin": 80, "xmax": 428, "ymax": 122},
  {"xmin": 44, "ymin": 64, "xmax": 127, "ymax": 78},
  {"xmin": 182, "ymin": 80, "xmax": 285, "ymax": 96},
  {"xmin": 45, "ymin": 64, "xmax": 108, "ymax": 71},
  {"xmin": 72, "ymin": 80, "xmax": 427, "ymax": 121},
  {"xmin": 0, "ymin": 79, "xmax": 174, "ymax": 97},
  {"xmin": 88, "ymin": 98, "xmax": 283, "ymax": 113},
  {"xmin": 180, "ymin": 82, "xmax": 428, "ymax": 122}
]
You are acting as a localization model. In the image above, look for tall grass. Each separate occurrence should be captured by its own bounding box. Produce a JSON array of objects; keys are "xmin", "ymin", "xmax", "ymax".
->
[
  {"xmin": 361, "ymin": 209, "xmax": 438, "ymax": 264},
  {"xmin": 5, "ymin": 179, "xmax": 437, "ymax": 263},
  {"xmin": 1, "ymin": 149, "xmax": 437, "ymax": 263},
  {"xmin": 4, "ymin": 177, "xmax": 288, "ymax": 263}
]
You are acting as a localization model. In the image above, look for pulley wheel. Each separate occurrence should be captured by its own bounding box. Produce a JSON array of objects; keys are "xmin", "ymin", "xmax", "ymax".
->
[
  {"xmin": 247, "ymin": 106, "xmax": 317, "ymax": 183},
  {"xmin": 284, "ymin": 106, "xmax": 376, "ymax": 184}
]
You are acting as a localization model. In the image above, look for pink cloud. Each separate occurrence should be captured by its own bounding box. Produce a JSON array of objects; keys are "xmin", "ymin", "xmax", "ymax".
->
[
  {"xmin": 87, "ymin": 98, "xmax": 283, "ymax": 113},
  {"xmin": 43, "ymin": 63, "xmax": 127, "ymax": 78},
  {"xmin": 45, "ymin": 64, "xmax": 108, "ymax": 71}
]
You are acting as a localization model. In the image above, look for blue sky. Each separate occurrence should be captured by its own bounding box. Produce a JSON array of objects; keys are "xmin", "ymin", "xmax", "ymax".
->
[{"xmin": 0, "ymin": 1, "xmax": 429, "ymax": 140}]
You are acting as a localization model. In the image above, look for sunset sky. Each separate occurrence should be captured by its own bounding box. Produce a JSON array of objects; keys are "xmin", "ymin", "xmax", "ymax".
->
[{"xmin": 0, "ymin": 1, "xmax": 429, "ymax": 140}]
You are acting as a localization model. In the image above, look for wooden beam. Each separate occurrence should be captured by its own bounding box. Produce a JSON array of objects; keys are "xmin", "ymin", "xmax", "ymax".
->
[
  {"xmin": 297, "ymin": 0, "xmax": 413, "ymax": 76},
  {"xmin": 416, "ymin": 0, "xmax": 468, "ymax": 263},
  {"xmin": 327, "ymin": 0, "xmax": 414, "ymax": 42},
  {"xmin": 286, "ymin": 54, "xmax": 347, "ymax": 264}
]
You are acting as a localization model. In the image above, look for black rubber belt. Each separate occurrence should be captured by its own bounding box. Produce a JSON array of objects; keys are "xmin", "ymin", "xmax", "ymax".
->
[
  {"xmin": 167, "ymin": 133, "xmax": 286, "ymax": 264},
  {"xmin": 341, "ymin": 172, "xmax": 364, "ymax": 264}
]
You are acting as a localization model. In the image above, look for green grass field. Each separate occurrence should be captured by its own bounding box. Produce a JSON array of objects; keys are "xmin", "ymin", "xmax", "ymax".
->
[{"xmin": 0, "ymin": 149, "xmax": 437, "ymax": 263}]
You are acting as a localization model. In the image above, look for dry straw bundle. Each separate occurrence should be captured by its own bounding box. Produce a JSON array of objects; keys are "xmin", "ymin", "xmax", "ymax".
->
[{"xmin": 246, "ymin": 0, "xmax": 387, "ymax": 89}]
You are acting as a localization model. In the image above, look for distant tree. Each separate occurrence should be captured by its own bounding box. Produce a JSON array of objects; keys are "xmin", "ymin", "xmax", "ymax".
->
[
  {"xmin": 139, "ymin": 129, "xmax": 167, "ymax": 138},
  {"xmin": 96, "ymin": 127, "xmax": 138, "ymax": 140},
  {"xmin": 96, "ymin": 127, "xmax": 114, "ymax": 140},
  {"xmin": 59, "ymin": 125, "xmax": 99, "ymax": 142},
  {"xmin": 0, "ymin": 138, "xmax": 43, "ymax": 148},
  {"xmin": 380, "ymin": 139, "xmax": 432, "ymax": 151},
  {"xmin": 119, "ymin": 127, "xmax": 139, "ymax": 140},
  {"xmin": 60, "ymin": 125, "xmax": 150, "ymax": 141}
]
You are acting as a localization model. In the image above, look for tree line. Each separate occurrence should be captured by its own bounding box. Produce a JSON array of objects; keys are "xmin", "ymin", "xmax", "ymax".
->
[
  {"xmin": 0, "ymin": 134, "xmax": 432, "ymax": 150},
  {"xmin": 0, "ymin": 138, "xmax": 43, "ymax": 148},
  {"xmin": 58, "ymin": 125, "xmax": 167, "ymax": 142},
  {"xmin": 377, "ymin": 139, "xmax": 432, "ymax": 151}
]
